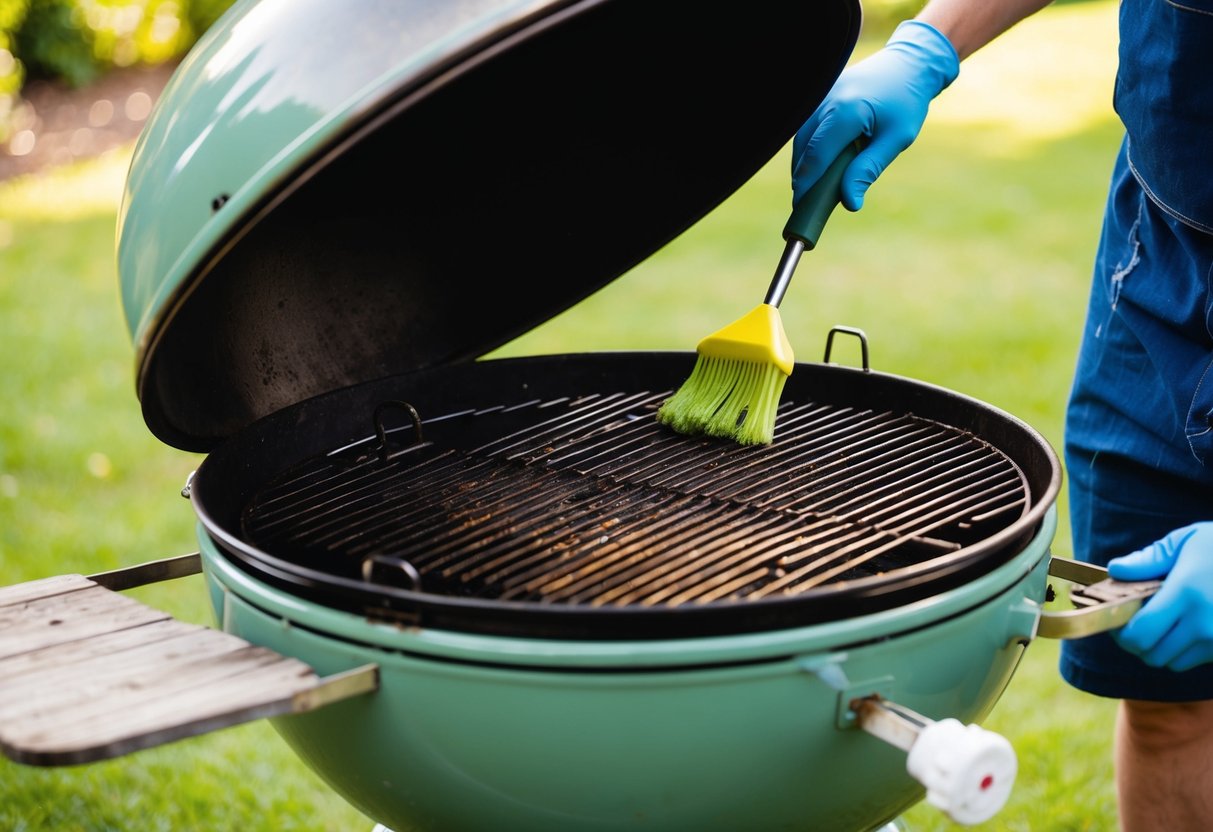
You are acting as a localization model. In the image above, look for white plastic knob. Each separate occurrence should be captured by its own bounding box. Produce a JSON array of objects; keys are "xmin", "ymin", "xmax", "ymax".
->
[{"xmin": 905, "ymin": 718, "xmax": 1017, "ymax": 826}]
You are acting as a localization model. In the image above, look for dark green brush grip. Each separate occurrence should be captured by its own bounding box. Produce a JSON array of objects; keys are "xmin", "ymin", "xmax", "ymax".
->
[{"xmin": 783, "ymin": 139, "xmax": 862, "ymax": 250}]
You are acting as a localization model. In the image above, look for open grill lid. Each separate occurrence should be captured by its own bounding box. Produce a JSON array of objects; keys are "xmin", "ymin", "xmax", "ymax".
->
[{"xmin": 116, "ymin": 0, "xmax": 862, "ymax": 452}]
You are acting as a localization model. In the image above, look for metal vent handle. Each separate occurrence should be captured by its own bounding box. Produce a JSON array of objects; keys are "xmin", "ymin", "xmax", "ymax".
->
[{"xmin": 853, "ymin": 697, "xmax": 1016, "ymax": 826}]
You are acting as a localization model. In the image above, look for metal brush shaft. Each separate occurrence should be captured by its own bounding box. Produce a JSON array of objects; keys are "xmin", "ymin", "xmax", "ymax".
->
[
  {"xmin": 763, "ymin": 238, "xmax": 805, "ymax": 308},
  {"xmin": 766, "ymin": 140, "xmax": 862, "ymax": 310}
]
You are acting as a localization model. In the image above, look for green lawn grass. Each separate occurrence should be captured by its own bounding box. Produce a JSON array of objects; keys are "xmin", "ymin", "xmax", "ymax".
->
[
  {"xmin": 0, "ymin": 2, "xmax": 1125, "ymax": 829},
  {"xmin": 0, "ymin": 154, "xmax": 373, "ymax": 831}
]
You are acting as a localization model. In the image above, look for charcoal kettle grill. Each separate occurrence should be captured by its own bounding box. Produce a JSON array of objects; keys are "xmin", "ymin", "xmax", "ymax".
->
[{"xmin": 0, "ymin": 0, "xmax": 1162, "ymax": 830}]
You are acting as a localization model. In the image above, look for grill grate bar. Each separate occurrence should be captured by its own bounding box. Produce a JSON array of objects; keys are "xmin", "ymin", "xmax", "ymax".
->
[
  {"xmin": 577, "ymin": 512, "xmax": 878, "ymax": 606},
  {"xmin": 756, "ymin": 473, "xmax": 1027, "ymax": 598},
  {"xmin": 583, "ymin": 512, "xmax": 806, "ymax": 606},
  {"xmin": 433, "ymin": 485, "xmax": 668, "ymax": 581},
  {"xmin": 451, "ymin": 491, "xmax": 686, "ymax": 589},
  {"xmin": 350, "ymin": 460, "xmax": 635, "ymax": 568},
  {"xmin": 533, "ymin": 401, "xmax": 829, "ymax": 480},
  {"xmin": 624, "ymin": 411, "xmax": 945, "ymax": 508},
  {"xmin": 472, "ymin": 392, "xmax": 667, "ymax": 459},
  {"xmin": 500, "ymin": 498, "xmax": 760, "ymax": 600},
  {"xmin": 759, "ymin": 428, "xmax": 969, "ymax": 511},
  {"xmin": 591, "ymin": 404, "xmax": 870, "ymax": 483},
  {"xmin": 426, "ymin": 483, "xmax": 688, "ymax": 581},
  {"xmin": 716, "ymin": 423, "xmax": 955, "ymax": 508},
  {"xmin": 538, "ymin": 415, "xmax": 736, "ymax": 482},
  {"xmin": 449, "ymin": 492, "xmax": 689, "ymax": 583},
  {"xmin": 849, "ymin": 463, "xmax": 1028, "ymax": 533},
  {"xmin": 246, "ymin": 445, "xmax": 436, "ymax": 535},
  {"xmin": 803, "ymin": 445, "xmax": 1007, "ymax": 519},
  {"xmin": 241, "ymin": 390, "xmax": 1032, "ymax": 608},
  {"xmin": 285, "ymin": 452, "xmax": 501, "ymax": 550}
]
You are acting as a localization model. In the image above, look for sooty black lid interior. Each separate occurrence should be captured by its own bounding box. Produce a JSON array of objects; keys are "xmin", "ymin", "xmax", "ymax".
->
[{"xmin": 138, "ymin": 0, "xmax": 861, "ymax": 450}]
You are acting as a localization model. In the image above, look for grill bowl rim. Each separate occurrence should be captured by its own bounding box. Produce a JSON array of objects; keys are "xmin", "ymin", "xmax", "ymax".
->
[
  {"xmin": 189, "ymin": 351, "xmax": 1063, "ymax": 640},
  {"xmin": 198, "ymin": 507, "xmax": 1057, "ymax": 667}
]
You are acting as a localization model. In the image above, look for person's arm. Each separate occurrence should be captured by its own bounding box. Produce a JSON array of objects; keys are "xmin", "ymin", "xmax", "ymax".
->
[
  {"xmin": 792, "ymin": 0, "xmax": 1054, "ymax": 209},
  {"xmin": 917, "ymin": 0, "xmax": 1054, "ymax": 61}
]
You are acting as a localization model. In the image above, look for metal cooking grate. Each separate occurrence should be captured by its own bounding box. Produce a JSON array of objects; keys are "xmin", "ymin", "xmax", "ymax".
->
[{"xmin": 242, "ymin": 391, "xmax": 1029, "ymax": 607}]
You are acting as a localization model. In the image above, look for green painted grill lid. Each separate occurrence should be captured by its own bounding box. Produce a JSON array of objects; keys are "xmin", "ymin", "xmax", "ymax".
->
[{"xmin": 116, "ymin": 0, "xmax": 861, "ymax": 451}]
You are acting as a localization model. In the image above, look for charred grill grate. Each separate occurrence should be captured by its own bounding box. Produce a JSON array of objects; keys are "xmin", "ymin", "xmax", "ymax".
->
[{"xmin": 242, "ymin": 391, "xmax": 1029, "ymax": 607}]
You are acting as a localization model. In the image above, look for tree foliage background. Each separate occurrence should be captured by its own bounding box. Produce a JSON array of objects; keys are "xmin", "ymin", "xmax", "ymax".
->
[{"xmin": 0, "ymin": 0, "xmax": 235, "ymax": 141}]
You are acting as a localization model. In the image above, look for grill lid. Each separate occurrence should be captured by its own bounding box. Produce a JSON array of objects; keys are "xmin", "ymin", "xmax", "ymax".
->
[{"xmin": 116, "ymin": 0, "xmax": 861, "ymax": 452}]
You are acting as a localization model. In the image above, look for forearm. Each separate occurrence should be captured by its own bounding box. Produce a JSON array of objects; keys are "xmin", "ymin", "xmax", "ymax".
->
[{"xmin": 916, "ymin": 0, "xmax": 1054, "ymax": 61}]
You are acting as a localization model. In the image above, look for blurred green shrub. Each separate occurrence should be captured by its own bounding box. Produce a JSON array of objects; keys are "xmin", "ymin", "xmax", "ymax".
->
[
  {"xmin": 0, "ymin": 0, "xmax": 236, "ymax": 140},
  {"xmin": 0, "ymin": 2, "xmax": 27, "ymax": 106},
  {"xmin": 15, "ymin": 0, "xmax": 95, "ymax": 87}
]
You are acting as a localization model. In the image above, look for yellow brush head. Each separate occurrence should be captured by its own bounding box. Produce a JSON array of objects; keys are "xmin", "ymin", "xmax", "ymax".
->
[
  {"xmin": 694, "ymin": 303, "xmax": 794, "ymax": 374},
  {"xmin": 656, "ymin": 304, "xmax": 794, "ymax": 445}
]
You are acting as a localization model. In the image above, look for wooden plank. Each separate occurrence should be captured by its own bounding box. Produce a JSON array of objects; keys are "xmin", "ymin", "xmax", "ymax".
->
[
  {"xmin": 0, "ymin": 619, "xmax": 203, "ymax": 680},
  {"xmin": 0, "ymin": 574, "xmax": 95, "ymax": 608},
  {"xmin": 8, "ymin": 645, "xmax": 308, "ymax": 738},
  {"xmin": 0, "ymin": 626, "xmax": 251, "ymax": 717},
  {"xmin": 0, "ymin": 587, "xmax": 169, "ymax": 660},
  {"xmin": 0, "ymin": 574, "xmax": 379, "ymax": 766},
  {"xmin": 6, "ymin": 658, "xmax": 325, "ymax": 766}
]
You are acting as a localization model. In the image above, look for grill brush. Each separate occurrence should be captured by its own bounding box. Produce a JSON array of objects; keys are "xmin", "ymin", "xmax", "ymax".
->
[{"xmin": 656, "ymin": 142, "xmax": 859, "ymax": 444}]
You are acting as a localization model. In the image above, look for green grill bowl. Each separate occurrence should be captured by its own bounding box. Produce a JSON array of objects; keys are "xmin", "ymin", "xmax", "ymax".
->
[{"xmin": 200, "ymin": 508, "xmax": 1056, "ymax": 832}]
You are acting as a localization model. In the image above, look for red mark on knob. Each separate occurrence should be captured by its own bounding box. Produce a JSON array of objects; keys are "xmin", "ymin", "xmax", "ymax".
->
[{"xmin": 980, "ymin": 775, "xmax": 995, "ymax": 791}]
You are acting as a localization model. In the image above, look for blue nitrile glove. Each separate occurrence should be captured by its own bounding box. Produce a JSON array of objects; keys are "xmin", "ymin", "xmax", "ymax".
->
[
  {"xmin": 1108, "ymin": 523, "xmax": 1213, "ymax": 672},
  {"xmin": 792, "ymin": 20, "xmax": 960, "ymax": 210}
]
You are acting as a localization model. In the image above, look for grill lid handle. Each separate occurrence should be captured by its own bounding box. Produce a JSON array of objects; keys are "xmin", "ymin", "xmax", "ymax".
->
[
  {"xmin": 1037, "ymin": 557, "xmax": 1162, "ymax": 640},
  {"xmin": 822, "ymin": 325, "xmax": 870, "ymax": 371}
]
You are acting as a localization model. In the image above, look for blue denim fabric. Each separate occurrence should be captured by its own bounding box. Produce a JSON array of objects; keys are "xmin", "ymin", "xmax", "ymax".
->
[
  {"xmin": 1116, "ymin": 0, "xmax": 1213, "ymax": 234},
  {"xmin": 1060, "ymin": 143, "xmax": 1213, "ymax": 701}
]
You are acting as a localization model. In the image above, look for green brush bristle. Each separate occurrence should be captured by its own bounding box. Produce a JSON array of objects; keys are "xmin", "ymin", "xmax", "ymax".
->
[
  {"xmin": 656, "ymin": 355, "xmax": 789, "ymax": 445},
  {"xmin": 654, "ymin": 354, "xmax": 723, "ymax": 434}
]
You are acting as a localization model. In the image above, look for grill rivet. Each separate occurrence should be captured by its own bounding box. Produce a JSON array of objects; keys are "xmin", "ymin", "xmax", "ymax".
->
[{"xmin": 211, "ymin": 194, "xmax": 230, "ymax": 211}]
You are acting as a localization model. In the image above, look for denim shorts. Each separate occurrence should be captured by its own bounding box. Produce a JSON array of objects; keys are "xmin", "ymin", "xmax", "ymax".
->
[{"xmin": 1059, "ymin": 141, "xmax": 1213, "ymax": 702}]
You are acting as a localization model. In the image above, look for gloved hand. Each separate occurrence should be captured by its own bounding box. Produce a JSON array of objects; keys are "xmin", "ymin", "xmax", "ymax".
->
[
  {"xmin": 1108, "ymin": 522, "xmax": 1213, "ymax": 672},
  {"xmin": 792, "ymin": 20, "xmax": 960, "ymax": 210}
]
